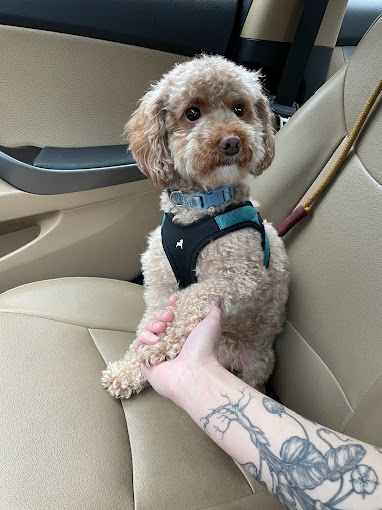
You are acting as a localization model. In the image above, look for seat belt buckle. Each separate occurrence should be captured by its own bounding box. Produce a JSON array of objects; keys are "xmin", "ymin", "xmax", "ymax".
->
[{"xmin": 269, "ymin": 96, "xmax": 299, "ymax": 130}]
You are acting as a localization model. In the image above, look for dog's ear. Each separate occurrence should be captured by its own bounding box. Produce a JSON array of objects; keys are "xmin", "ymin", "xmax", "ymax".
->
[
  {"xmin": 124, "ymin": 89, "xmax": 175, "ymax": 188},
  {"xmin": 250, "ymin": 94, "xmax": 276, "ymax": 177}
]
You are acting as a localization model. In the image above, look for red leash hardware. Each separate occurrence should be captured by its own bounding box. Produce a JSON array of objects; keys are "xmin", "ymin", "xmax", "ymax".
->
[{"xmin": 276, "ymin": 206, "xmax": 311, "ymax": 238}]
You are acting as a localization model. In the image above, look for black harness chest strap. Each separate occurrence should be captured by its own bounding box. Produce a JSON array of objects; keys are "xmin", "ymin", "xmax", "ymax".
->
[{"xmin": 161, "ymin": 201, "xmax": 270, "ymax": 289}]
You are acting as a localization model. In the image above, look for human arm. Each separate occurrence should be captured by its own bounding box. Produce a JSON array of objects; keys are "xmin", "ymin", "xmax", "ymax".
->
[{"xmin": 134, "ymin": 301, "xmax": 382, "ymax": 510}]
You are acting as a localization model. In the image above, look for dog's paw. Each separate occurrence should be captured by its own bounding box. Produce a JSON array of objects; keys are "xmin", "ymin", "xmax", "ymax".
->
[
  {"xmin": 101, "ymin": 364, "xmax": 133, "ymax": 399},
  {"xmin": 136, "ymin": 341, "xmax": 167, "ymax": 366}
]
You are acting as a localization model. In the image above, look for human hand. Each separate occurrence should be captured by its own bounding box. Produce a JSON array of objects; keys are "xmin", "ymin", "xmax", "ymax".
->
[{"xmin": 133, "ymin": 297, "xmax": 223, "ymax": 405}]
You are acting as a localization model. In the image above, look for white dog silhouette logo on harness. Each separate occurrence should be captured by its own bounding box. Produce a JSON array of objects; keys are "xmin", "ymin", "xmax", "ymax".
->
[{"xmin": 176, "ymin": 239, "xmax": 184, "ymax": 249}]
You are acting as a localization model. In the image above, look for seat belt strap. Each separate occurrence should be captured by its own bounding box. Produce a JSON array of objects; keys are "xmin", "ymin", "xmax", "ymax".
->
[{"xmin": 271, "ymin": 0, "xmax": 330, "ymax": 125}]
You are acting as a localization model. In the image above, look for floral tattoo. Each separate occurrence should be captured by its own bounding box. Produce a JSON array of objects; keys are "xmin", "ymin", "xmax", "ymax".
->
[{"xmin": 201, "ymin": 389, "xmax": 380, "ymax": 510}]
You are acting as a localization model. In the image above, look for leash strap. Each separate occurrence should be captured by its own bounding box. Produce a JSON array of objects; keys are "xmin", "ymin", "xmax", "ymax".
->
[{"xmin": 277, "ymin": 76, "xmax": 382, "ymax": 238}]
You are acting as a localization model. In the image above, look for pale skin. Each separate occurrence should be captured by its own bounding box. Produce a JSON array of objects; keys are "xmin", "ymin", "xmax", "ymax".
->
[{"xmin": 134, "ymin": 298, "xmax": 382, "ymax": 510}]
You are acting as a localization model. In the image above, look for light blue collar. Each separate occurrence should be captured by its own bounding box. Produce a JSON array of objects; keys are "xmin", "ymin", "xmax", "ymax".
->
[{"xmin": 167, "ymin": 184, "xmax": 236, "ymax": 210}]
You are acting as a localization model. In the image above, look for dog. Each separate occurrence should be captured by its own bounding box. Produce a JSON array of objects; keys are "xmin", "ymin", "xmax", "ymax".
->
[{"xmin": 101, "ymin": 55, "xmax": 289, "ymax": 399}]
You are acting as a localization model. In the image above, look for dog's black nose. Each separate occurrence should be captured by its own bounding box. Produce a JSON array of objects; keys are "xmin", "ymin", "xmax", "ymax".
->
[{"xmin": 218, "ymin": 135, "xmax": 241, "ymax": 156}]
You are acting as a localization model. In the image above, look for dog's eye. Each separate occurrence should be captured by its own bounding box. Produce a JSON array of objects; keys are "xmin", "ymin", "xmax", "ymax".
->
[
  {"xmin": 185, "ymin": 107, "xmax": 201, "ymax": 121},
  {"xmin": 233, "ymin": 104, "xmax": 244, "ymax": 117}
]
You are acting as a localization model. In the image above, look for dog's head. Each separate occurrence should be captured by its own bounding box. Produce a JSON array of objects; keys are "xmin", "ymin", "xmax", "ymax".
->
[{"xmin": 125, "ymin": 55, "xmax": 275, "ymax": 189}]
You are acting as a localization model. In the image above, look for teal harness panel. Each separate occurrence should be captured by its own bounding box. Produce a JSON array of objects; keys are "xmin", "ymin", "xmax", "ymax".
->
[
  {"xmin": 214, "ymin": 205, "xmax": 270, "ymax": 267},
  {"xmin": 214, "ymin": 205, "xmax": 259, "ymax": 229},
  {"xmin": 161, "ymin": 201, "xmax": 270, "ymax": 289}
]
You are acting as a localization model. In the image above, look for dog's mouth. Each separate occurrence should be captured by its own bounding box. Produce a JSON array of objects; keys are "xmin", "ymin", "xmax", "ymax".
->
[
  {"xmin": 214, "ymin": 146, "xmax": 253, "ymax": 171},
  {"xmin": 194, "ymin": 147, "xmax": 253, "ymax": 185},
  {"xmin": 220, "ymin": 155, "xmax": 240, "ymax": 166}
]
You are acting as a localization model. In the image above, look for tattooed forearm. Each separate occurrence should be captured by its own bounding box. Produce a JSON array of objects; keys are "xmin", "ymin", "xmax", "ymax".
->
[{"xmin": 201, "ymin": 388, "xmax": 381, "ymax": 510}]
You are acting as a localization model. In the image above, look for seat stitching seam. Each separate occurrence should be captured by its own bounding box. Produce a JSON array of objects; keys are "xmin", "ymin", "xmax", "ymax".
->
[
  {"xmin": 351, "ymin": 148, "xmax": 382, "ymax": 188},
  {"xmin": 288, "ymin": 134, "xmax": 348, "ymax": 215},
  {"xmin": 285, "ymin": 320, "xmax": 355, "ymax": 413},
  {"xmin": 0, "ymin": 276, "xmax": 138, "ymax": 298},
  {"xmin": 232, "ymin": 460, "xmax": 257, "ymax": 495},
  {"xmin": 86, "ymin": 327, "xmax": 136, "ymax": 508},
  {"xmin": 343, "ymin": 59, "xmax": 348, "ymax": 132},
  {"xmin": 195, "ymin": 493, "xmax": 268, "ymax": 510},
  {"xmin": 0, "ymin": 309, "xmax": 135, "ymax": 333},
  {"xmin": 285, "ymin": 66, "xmax": 347, "ymax": 216},
  {"xmin": 344, "ymin": 373, "xmax": 382, "ymax": 434}
]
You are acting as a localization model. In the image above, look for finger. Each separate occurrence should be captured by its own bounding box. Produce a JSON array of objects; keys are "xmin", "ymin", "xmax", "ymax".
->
[
  {"xmin": 204, "ymin": 302, "xmax": 222, "ymax": 325},
  {"xmin": 145, "ymin": 319, "xmax": 167, "ymax": 334},
  {"xmin": 133, "ymin": 330, "xmax": 160, "ymax": 352},
  {"xmin": 212, "ymin": 297, "xmax": 221, "ymax": 308},
  {"xmin": 155, "ymin": 309, "xmax": 174, "ymax": 323},
  {"xmin": 140, "ymin": 363, "xmax": 150, "ymax": 379},
  {"xmin": 182, "ymin": 301, "xmax": 222, "ymax": 356},
  {"xmin": 139, "ymin": 362, "xmax": 159, "ymax": 381},
  {"xmin": 168, "ymin": 295, "xmax": 179, "ymax": 307}
]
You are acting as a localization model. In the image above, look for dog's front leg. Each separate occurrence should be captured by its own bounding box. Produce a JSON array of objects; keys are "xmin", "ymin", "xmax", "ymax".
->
[
  {"xmin": 101, "ymin": 304, "xmax": 172, "ymax": 399},
  {"xmin": 101, "ymin": 342, "xmax": 149, "ymax": 399},
  {"xmin": 136, "ymin": 280, "xmax": 226, "ymax": 366}
]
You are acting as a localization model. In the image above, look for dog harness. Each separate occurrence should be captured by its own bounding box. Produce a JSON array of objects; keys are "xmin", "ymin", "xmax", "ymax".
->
[{"xmin": 161, "ymin": 201, "xmax": 270, "ymax": 289}]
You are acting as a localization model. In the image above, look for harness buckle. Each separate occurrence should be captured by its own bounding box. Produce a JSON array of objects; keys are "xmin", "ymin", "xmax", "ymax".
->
[{"xmin": 169, "ymin": 190, "xmax": 203, "ymax": 208}]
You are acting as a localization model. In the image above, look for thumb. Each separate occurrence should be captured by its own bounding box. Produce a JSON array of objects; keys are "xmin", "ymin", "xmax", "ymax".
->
[
  {"xmin": 181, "ymin": 302, "xmax": 222, "ymax": 359},
  {"xmin": 202, "ymin": 302, "xmax": 222, "ymax": 335}
]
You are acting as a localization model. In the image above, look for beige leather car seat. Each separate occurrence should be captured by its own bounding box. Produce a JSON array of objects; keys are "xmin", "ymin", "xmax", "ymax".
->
[{"xmin": 1, "ymin": 16, "xmax": 381, "ymax": 510}]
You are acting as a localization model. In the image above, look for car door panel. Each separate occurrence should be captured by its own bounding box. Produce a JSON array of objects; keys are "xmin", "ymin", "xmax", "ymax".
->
[
  {"xmin": 0, "ymin": 146, "xmax": 145, "ymax": 194},
  {"xmin": 0, "ymin": 179, "xmax": 161, "ymax": 294},
  {"xmin": 0, "ymin": 25, "xmax": 189, "ymax": 148},
  {"xmin": 0, "ymin": 23, "xmax": 187, "ymax": 291}
]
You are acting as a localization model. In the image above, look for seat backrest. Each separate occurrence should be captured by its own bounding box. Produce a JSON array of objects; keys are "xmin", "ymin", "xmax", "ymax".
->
[{"xmin": 250, "ymin": 15, "xmax": 382, "ymax": 447}]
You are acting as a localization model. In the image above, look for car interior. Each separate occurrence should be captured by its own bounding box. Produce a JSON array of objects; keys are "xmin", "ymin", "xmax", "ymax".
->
[{"xmin": 1, "ymin": 0, "xmax": 381, "ymax": 508}]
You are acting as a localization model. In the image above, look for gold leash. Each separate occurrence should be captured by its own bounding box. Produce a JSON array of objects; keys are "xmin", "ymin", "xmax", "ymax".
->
[{"xmin": 277, "ymin": 76, "xmax": 382, "ymax": 237}]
